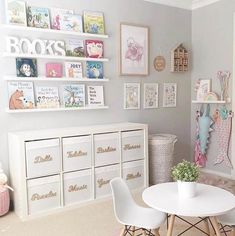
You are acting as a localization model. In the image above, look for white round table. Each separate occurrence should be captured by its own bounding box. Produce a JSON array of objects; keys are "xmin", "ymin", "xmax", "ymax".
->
[{"xmin": 142, "ymin": 182, "xmax": 235, "ymax": 236}]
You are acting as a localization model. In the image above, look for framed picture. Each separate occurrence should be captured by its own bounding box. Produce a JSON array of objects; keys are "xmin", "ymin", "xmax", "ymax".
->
[
  {"xmin": 163, "ymin": 83, "xmax": 177, "ymax": 108},
  {"xmin": 196, "ymin": 79, "xmax": 211, "ymax": 101},
  {"xmin": 120, "ymin": 23, "xmax": 149, "ymax": 76},
  {"xmin": 124, "ymin": 83, "xmax": 140, "ymax": 109},
  {"xmin": 144, "ymin": 83, "xmax": 159, "ymax": 109}
]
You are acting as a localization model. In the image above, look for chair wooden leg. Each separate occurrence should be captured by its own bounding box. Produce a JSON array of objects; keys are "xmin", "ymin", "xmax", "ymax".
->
[
  {"xmin": 120, "ymin": 226, "xmax": 125, "ymax": 236},
  {"xmin": 166, "ymin": 214, "xmax": 175, "ymax": 236},
  {"xmin": 153, "ymin": 228, "xmax": 160, "ymax": 236},
  {"xmin": 203, "ymin": 218, "xmax": 211, "ymax": 235},
  {"xmin": 132, "ymin": 226, "xmax": 135, "ymax": 236},
  {"xmin": 209, "ymin": 217, "xmax": 222, "ymax": 236},
  {"xmin": 231, "ymin": 227, "xmax": 235, "ymax": 236},
  {"xmin": 142, "ymin": 229, "xmax": 147, "ymax": 236}
]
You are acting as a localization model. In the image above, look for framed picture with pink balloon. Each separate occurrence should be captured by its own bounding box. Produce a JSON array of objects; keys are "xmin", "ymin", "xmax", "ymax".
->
[{"xmin": 120, "ymin": 23, "xmax": 149, "ymax": 76}]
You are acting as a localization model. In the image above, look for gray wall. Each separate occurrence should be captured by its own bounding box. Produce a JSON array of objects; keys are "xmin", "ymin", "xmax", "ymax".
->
[
  {"xmin": 191, "ymin": 0, "xmax": 234, "ymax": 175},
  {"xmin": 0, "ymin": 0, "xmax": 192, "ymax": 175}
]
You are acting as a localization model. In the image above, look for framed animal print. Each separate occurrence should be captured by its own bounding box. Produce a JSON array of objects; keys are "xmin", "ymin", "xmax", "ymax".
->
[
  {"xmin": 124, "ymin": 83, "xmax": 140, "ymax": 109},
  {"xmin": 120, "ymin": 23, "xmax": 149, "ymax": 76}
]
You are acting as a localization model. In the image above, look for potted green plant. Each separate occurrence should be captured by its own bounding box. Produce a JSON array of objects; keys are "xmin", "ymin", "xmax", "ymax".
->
[{"xmin": 171, "ymin": 160, "xmax": 200, "ymax": 198}]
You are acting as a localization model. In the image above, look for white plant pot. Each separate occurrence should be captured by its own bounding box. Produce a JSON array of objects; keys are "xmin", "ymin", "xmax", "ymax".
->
[{"xmin": 177, "ymin": 181, "xmax": 197, "ymax": 199}]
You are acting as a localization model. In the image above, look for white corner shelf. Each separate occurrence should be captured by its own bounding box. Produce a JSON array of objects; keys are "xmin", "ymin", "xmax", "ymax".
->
[
  {"xmin": 192, "ymin": 100, "xmax": 227, "ymax": 104},
  {"xmin": 2, "ymin": 53, "xmax": 109, "ymax": 62},
  {"xmin": 6, "ymin": 106, "xmax": 109, "ymax": 113},
  {"xmin": 4, "ymin": 76, "xmax": 109, "ymax": 82},
  {"xmin": 0, "ymin": 24, "xmax": 109, "ymax": 39}
]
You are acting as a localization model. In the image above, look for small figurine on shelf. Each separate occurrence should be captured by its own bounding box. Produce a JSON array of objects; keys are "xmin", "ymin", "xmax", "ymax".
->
[
  {"xmin": 0, "ymin": 162, "xmax": 13, "ymax": 216},
  {"xmin": 217, "ymin": 71, "xmax": 231, "ymax": 102}
]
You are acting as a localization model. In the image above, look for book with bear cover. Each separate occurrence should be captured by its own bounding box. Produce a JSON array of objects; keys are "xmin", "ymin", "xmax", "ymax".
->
[
  {"xmin": 50, "ymin": 8, "xmax": 74, "ymax": 30},
  {"xmin": 63, "ymin": 84, "xmax": 85, "ymax": 108},
  {"xmin": 35, "ymin": 87, "xmax": 60, "ymax": 108},
  {"xmin": 60, "ymin": 14, "xmax": 83, "ymax": 33},
  {"xmin": 85, "ymin": 40, "xmax": 103, "ymax": 58},
  {"xmin": 83, "ymin": 11, "xmax": 105, "ymax": 34},
  {"xmin": 86, "ymin": 61, "xmax": 103, "ymax": 79},
  {"xmin": 16, "ymin": 58, "xmax": 38, "ymax": 77},
  {"xmin": 27, "ymin": 6, "xmax": 50, "ymax": 29},
  {"xmin": 8, "ymin": 81, "xmax": 35, "ymax": 110},
  {"xmin": 65, "ymin": 62, "xmax": 83, "ymax": 78},
  {"xmin": 87, "ymin": 85, "xmax": 104, "ymax": 106},
  {"xmin": 46, "ymin": 63, "xmax": 63, "ymax": 77},
  {"xmin": 5, "ymin": 0, "xmax": 27, "ymax": 26},
  {"xmin": 65, "ymin": 39, "xmax": 84, "ymax": 57}
]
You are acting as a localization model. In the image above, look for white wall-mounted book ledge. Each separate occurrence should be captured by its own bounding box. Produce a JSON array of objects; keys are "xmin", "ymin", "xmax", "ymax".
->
[{"xmin": 192, "ymin": 100, "xmax": 227, "ymax": 104}]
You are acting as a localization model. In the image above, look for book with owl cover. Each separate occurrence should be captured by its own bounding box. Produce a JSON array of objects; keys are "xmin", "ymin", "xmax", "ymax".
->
[
  {"xmin": 86, "ymin": 61, "xmax": 103, "ymax": 79},
  {"xmin": 85, "ymin": 40, "xmax": 104, "ymax": 58},
  {"xmin": 63, "ymin": 84, "xmax": 85, "ymax": 108},
  {"xmin": 16, "ymin": 58, "xmax": 38, "ymax": 77},
  {"xmin": 65, "ymin": 62, "xmax": 83, "ymax": 78},
  {"xmin": 35, "ymin": 87, "xmax": 60, "ymax": 108},
  {"xmin": 60, "ymin": 14, "xmax": 83, "ymax": 32},
  {"xmin": 27, "ymin": 6, "xmax": 50, "ymax": 29},
  {"xmin": 50, "ymin": 8, "xmax": 74, "ymax": 30},
  {"xmin": 8, "ymin": 81, "xmax": 35, "ymax": 110},
  {"xmin": 87, "ymin": 86, "xmax": 104, "ymax": 106},
  {"xmin": 65, "ymin": 39, "xmax": 84, "ymax": 57},
  {"xmin": 5, "ymin": 0, "xmax": 27, "ymax": 26},
  {"xmin": 83, "ymin": 11, "xmax": 105, "ymax": 34}
]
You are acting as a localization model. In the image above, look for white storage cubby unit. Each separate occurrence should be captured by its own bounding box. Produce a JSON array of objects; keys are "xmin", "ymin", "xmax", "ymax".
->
[{"xmin": 8, "ymin": 122, "xmax": 148, "ymax": 220}]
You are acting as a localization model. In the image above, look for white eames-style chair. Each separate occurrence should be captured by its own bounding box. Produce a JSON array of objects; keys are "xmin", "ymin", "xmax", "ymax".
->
[
  {"xmin": 217, "ymin": 208, "xmax": 235, "ymax": 236},
  {"xmin": 110, "ymin": 177, "xmax": 166, "ymax": 236}
]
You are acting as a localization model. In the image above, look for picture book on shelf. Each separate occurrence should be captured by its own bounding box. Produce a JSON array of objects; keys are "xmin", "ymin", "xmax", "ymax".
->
[
  {"xmin": 63, "ymin": 84, "xmax": 85, "ymax": 108},
  {"xmin": 46, "ymin": 63, "xmax": 63, "ymax": 77},
  {"xmin": 86, "ymin": 61, "xmax": 103, "ymax": 79},
  {"xmin": 60, "ymin": 14, "xmax": 83, "ymax": 33},
  {"xmin": 85, "ymin": 40, "xmax": 104, "ymax": 58},
  {"xmin": 36, "ymin": 87, "xmax": 60, "ymax": 108},
  {"xmin": 66, "ymin": 39, "xmax": 84, "ymax": 57},
  {"xmin": 83, "ymin": 11, "xmax": 105, "ymax": 34},
  {"xmin": 50, "ymin": 8, "xmax": 74, "ymax": 30},
  {"xmin": 27, "ymin": 6, "xmax": 50, "ymax": 29},
  {"xmin": 65, "ymin": 62, "xmax": 83, "ymax": 78},
  {"xmin": 87, "ymin": 86, "xmax": 104, "ymax": 106},
  {"xmin": 16, "ymin": 58, "xmax": 37, "ymax": 77},
  {"xmin": 5, "ymin": 0, "xmax": 27, "ymax": 26},
  {"xmin": 8, "ymin": 81, "xmax": 35, "ymax": 110}
]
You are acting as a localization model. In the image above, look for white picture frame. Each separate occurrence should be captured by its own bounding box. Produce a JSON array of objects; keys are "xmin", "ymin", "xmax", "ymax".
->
[
  {"xmin": 143, "ymin": 83, "xmax": 159, "ymax": 109},
  {"xmin": 163, "ymin": 83, "xmax": 177, "ymax": 108},
  {"xmin": 120, "ymin": 23, "xmax": 149, "ymax": 76},
  {"xmin": 124, "ymin": 83, "xmax": 140, "ymax": 109},
  {"xmin": 196, "ymin": 79, "xmax": 211, "ymax": 101}
]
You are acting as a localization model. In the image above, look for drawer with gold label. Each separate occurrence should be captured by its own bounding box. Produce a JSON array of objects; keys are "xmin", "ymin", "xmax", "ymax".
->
[
  {"xmin": 122, "ymin": 130, "xmax": 145, "ymax": 162},
  {"xmin": 62, "ymin": 136, "xmax": 92, "ymax": 172},
  {"xmin": 27, "ymin": 175, "xmax": 60, "ymax": 215},
  {"xmin": 95, "ymin": 164, "xmax": 120, "ymax": 199},
  {"xmin": 122, "ymin": 160, "xmax": 144, "ymax": 190},
  {"xmin": 94, "ymin": 133, "xmax": 120, "ymax": 167},
  {"xmin": 63, "ymin": 169, "xmax": 92, "ymax": 206},
  {"xmin": 25, "ymin": 139, "xmax": 60, "ymax": 178}
]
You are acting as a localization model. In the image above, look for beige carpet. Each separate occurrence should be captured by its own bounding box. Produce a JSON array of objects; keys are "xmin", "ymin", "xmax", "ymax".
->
[{"xmin": 0, "ymin": 193, "xmax": 216, "ymax": 236}]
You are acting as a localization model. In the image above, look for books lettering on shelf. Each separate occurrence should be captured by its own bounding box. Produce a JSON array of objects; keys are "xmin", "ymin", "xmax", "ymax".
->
[
  {"xmin": 5, "ymin": 0, "xmax": 27, "ymax": 26},
  {"xmin": 65, "ymin": 62, "xmax": 83, "ymax": 78},
  {"xmin": 86, "ymin": 61, "xmax": 103, "ymax": 79},
  {"xmin": 50, "ymin": 8, "xmax": 74, "ymax": 30},
  {"xmin": 85, "ymin": 40, "xmax": 104, "ymax": 58},
  {"xmin": 63, "ymin": 84, "xmax": 85, "ymax": 108},
  {"xmin": 8, "ymin": 81, "xmax": 35, "ymax": 109},
  {"xmin": 66, "ymin": 39, "xmax": 84, "ymax": 57},
  {"xmin": 16, "ymin": 58, "xmax": 37, "ymax": 77},
  {"xmin": 87, "ymin": 86, "xmax": 104, "ymax": 106},
  {"xmin": 36, "ymin": 87, "xmax": 60, "ymax": 108},
  {"xmin": 83, "ymin": 11, "xmax": 105, "ymax": 34},
  {"xmin": 46, "ymin": 63, "xmax": 63, "ymax": 78},
  {"xmin": 27, "ymin": 6, "xmax": 50, "ymax": 29},
  {"xmin": 60, "ymin": 14, "xmax": 83, "ymax": 33}
]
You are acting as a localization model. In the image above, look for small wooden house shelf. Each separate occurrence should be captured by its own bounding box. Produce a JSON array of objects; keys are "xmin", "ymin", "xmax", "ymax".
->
[{"xmin": 171, "ymin": 43, "xmax": 189, "ymax": 72}]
